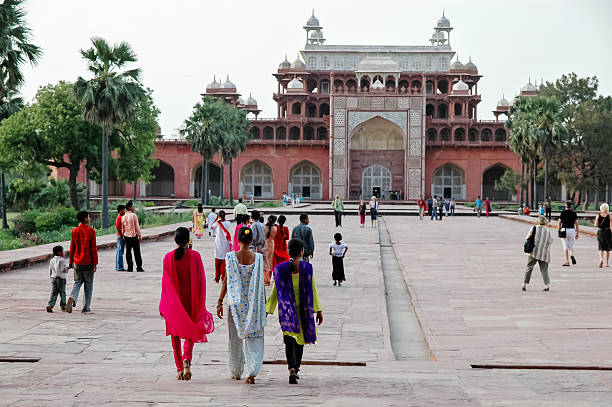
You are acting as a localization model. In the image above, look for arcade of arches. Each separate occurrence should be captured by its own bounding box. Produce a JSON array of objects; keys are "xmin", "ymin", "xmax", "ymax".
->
[
  {"xmin": 145, "ymin": 161, "xmax": 174, "ymax": 197},
  {"xmin": 289, "ymin": 161, "xmax": 322, "ymax": 199},
  {"xmin": 349, "ymin": 116, "xmax": 404, "ymax": 199},
  {"xmin": 193, "ymin": 162, "xmax": 222, "ymax": 198}
]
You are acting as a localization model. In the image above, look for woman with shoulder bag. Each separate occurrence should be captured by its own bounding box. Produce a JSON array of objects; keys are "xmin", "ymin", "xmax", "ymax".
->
[{"xmin": 522, "ymin": 216, "xmax": 554, "ymax": 292}]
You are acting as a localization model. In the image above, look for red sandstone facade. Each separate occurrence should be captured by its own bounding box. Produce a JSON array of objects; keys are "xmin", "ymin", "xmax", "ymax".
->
[{"xmin": 75, "ymin": 11, "xmax": 535, "ymax": 202}]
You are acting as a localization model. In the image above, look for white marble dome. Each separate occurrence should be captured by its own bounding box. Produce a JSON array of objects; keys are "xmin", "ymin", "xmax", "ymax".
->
[
  {"xmin": 222, "ymin": 75, "xmax": 236, "ymax": 89},
  {"xmin": 465, "ymin": 57, "xmax": 478, "ymax": 72},
  {"xmin": 437, "ymin": 12, "xmax": 451, "ymax": 28},
  {"xmin": 449, "ymin": 58, "xmax": 465, "ymax": 71},
  {"xmin": 306, "ymin": 10, "xmax": 320, "ymax": 27},
  {"xmin": 497, "ymin": 97, "xmax": 510, "ymax": 107},
  {"xmin": 290, "ymin": 54, "xmax": 305, "ymax": 69},
  {"xmin": 278, "ymin": 55, "xmax": 291, "ymax": 69},
  {"xmin": 452, "ymin": 79, "xmax": 469, "ymax": 92},
  {"xmin": 246, "ymin": 93, "xmax": 257, "ymax": 105},
  {"xmin": 288, "ymin": 78, "xmax": 304, "ymax": 89},
  {"xmin": 207, "ymin": 76, "xmax": 221, "ymax": 89},
  {"xmin": 521, "ymin": 81, "xmax": 538, "ymax": 92},
  {"xmin": 310, "ymin": 30, "xmax": 323, "ymax": 39}
]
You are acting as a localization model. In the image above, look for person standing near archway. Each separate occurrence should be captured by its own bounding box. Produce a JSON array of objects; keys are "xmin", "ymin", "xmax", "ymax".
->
[
  {"xmin": 485, "ymin": 197, "xmax": 491, "ymax": 217},
  {"xmin": 332, "ymin": 195, "xmax": 344, "ymax": 227},
  {"xmin": 369, "ymin": 196, "xmax": 379, "ymax": 228}
]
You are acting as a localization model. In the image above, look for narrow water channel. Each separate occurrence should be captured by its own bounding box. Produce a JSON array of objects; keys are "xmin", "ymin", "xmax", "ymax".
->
[{"xmin": 379, "ymin": 218, "xmax": 431, "ymax": 360}]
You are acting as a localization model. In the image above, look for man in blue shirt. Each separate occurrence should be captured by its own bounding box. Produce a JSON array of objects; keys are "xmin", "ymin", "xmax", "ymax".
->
[{"xmin": 475, "ymin": 196, "xmax": 482, "ymax": 218}]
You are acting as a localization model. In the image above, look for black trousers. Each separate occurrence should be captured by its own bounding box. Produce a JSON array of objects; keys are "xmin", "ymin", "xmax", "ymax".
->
[
  {"xmin": 125, "ymin": 236, "xmax": 142, "ymax": 270},
  {"xmin": 334, "ymin": 210, "xmax": 342, "ymax": 227},
  {"xmin": 546, "ymin": 207, "xmax": 552, "ymax": 221},
  {"xmin": 284, "ymin": 335, "xmax": 304, "ymax": 372}
]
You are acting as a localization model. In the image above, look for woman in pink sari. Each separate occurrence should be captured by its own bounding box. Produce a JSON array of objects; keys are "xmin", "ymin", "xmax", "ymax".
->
[
  {"xmin": 159, "ymin": 227, "xmax": 215, "ymax": 380},
  {"xmin": 485, "ymin": 197, "xmax": 491, "ymax": 217}
]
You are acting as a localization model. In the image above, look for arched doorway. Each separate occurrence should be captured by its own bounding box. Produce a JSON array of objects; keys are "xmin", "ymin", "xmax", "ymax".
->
[
  {"xmin": 483, "ymin": 165, "xmax": 510, "ymax": 200},
  {"xmin": 349, "ymin": 116, "xmax": 404, "ymax": 199},
  {"xmin": 289, "ymin": 162, "xmax": 321, "ymax": 199},
  {"xmin": 193, "ymin": 162, "xmax": 222, "ymax": 198},
  {"xmin": 146, "ymin": 161, "xmax": 174, "ymax": 197},
  {"xmin": 432, "ymin": 164, "xmax": 465, "ymax": 199},
  {"xmin": 362, "ymin": 164, "xmax": 392, "ymax": 199},
  {"xmin": 240, "ymin": 160, "xmax": 273, "ymax": 199}
]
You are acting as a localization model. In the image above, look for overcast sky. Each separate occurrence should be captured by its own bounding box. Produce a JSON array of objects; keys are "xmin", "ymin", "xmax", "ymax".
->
[{"xmin": 18, "ymin": 0, "xmax": 612, "ymax": 135}]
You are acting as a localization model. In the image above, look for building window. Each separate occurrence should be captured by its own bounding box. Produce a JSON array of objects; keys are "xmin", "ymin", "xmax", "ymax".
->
[
  {"xmin": 241, "ymin": 161, "xmax": 273, "ymax": 199},
  {"xmin": 320, "ymin": 80, "xmax": 330, "ymax": 94},
  {"xmin": 414, "ymin": 59, "xmax": 422, "ymax": 71},
  {"xmin": 401, "ymin": 58, "xmax": 410, "ymax": 71},
  {"xmin": 425, "ymin": 57, "xmax": 432, "ymax": 71},
  {"xmin": 433, "ymin": 165, "xmax": 465, "ymax": 199},
  {"xmin": 307, "ymin": 56, "xmax": 317, "ymax": 69},
  {"xmin": 334, "ymin": 57, "xmax": 344, "ymax": 69},
  {"xmin": 322, "ymin": 56, "xmax": 329, "ymax": 69},
  {"xmin": 439, "ymin": 57, "xmax": 447, "ymax": 70}
]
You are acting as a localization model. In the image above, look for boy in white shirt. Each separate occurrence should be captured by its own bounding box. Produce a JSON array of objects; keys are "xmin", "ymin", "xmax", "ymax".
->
[{"xmin": 47, "ymin": 245, "xmax": 70, "ymax": 312}]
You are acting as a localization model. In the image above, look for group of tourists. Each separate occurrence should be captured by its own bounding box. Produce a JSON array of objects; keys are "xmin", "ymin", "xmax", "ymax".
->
[
  {"xmin": 160, "ymin": 207, "xmax": 334, "ymax": 385},
  {"xmin": 421, "ymin": 196, "xmax": 456, "ymax": 220},
  {"xmin": 522, "ymin": 201, "xmax": 612, "ymax": 291},
  {"xmin": 116, "ymin": 201, "xmax": 145, "ymax": 272},
  {"xmin": 330, "ymin": 195, "xmax": 379, "ymax": 228}
]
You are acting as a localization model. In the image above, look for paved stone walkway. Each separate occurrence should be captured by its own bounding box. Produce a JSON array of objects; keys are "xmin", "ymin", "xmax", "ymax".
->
[{"xmin": 1, "ymin": 214, "xmax": 611, "ymax": 405}]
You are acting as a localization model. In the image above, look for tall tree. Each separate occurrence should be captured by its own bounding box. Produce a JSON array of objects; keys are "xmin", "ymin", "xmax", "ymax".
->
[
  {"xmin": 0, "ymin": 82, "xmax": 100, "ymax": 209},
  {"xmin": 0, "ymin": 81, "xmax": 159, "ymax": 211},
  {"xmin": 0, "ymin": 0, "xmax": 42, "ymax": 228},
  {"xmin": 74, "ymin": 37, "xmax": 146, "ymax": 228},
  {"xmin": 181, "ymin": 96, "xmax": 226, "ymax": 205},
  {"xmin": 220, "ymin": 105, "xmax": 249, "ymax": 205},
  {"xmin": 113, "ymin": 88, "xmax": 160, "ymax": 198}
]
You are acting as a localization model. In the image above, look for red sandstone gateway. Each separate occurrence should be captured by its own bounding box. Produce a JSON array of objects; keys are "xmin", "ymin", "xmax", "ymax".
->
[{"xmin": 60, "ymin": 11, "xmax": 535, "ymax": 202}]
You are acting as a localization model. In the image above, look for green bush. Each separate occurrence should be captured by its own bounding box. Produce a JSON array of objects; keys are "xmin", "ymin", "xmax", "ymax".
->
[
  {"xmin": 184, "ymin": 199, "xmax": 200, "ymax": 207},
  {"xmin": 56, "ymin": 207, "xmax": 78, "ymax": 226},
  {"xmin": 256, "ymin": 200, "xmax": 282, "ymax": 208},
  {"xmin": 143, "ymin": 201, "xmax": 156, "ymax": 207},
  {"xmin": 23, "ymin": 209, "xmax": 43, "ymax": 225},
  {"xmin": 209, "ymin": 196, "xmax": 230, "ymax": 207},
  {"xmin": 464, "ymin": 202, "xmax": 475, "ymax": 208},
  {"xmin": 35, "ymin": 212, "xmax": 62, "ymax": 232}
]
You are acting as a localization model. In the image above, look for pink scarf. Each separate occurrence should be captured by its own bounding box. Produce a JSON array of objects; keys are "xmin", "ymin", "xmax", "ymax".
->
[{"xmin": 159, "ymin": 249, "xmax": 214, "ymax": 342}]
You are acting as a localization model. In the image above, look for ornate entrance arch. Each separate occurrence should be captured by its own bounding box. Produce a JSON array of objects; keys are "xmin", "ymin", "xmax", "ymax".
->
[
  {"xmin": 348, "ymin": 116, "xmax": 404, "ymax": 199},
  {"xmin": 330, "ymin": 94, "xmax": 425, "ymax": 200}
]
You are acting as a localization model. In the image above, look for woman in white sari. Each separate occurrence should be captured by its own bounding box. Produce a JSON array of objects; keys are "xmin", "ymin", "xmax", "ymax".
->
[{"xmin": 216, "ymin": 226, "xmax": 266, "ymax": 384}]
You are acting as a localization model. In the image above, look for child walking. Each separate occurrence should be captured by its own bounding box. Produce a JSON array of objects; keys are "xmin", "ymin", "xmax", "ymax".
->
[
  {"xmin": 266, "ymin": 239, "xmax": 323, "ymax": 384},
  {"xmin": 47, "ymin": 245, "xmax": 70, "ymax": 312},
  {"xmin": 329, "ymin": 233, "xmax": 348, "ymax": 287}
]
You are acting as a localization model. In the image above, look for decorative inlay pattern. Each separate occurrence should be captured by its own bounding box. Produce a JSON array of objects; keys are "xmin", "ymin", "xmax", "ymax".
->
[
  {"xmin": 372, "ymin": 97, "xmax": 385, "ymax": 110},
  {"xmin": 358, "ymin": 97, "xmax": 370, "ymax": 110},
  {"xmin": 409, "ymin": 110, "xmax": 421, "ymax": 126},
  {"xmin": 408, "ymin": 157, "xmax": 421, "ymax": 168},
  {"xmin": 348, "ymin": 111, "xmax": 407, "ymax": 136},
  {"xmin": 333, "ymin": 169, "xmax": 346, "ymax": 184},
  {"xmin": 409, "ymin": 186, "xmax": 421, "ymax": 200},
  {"xmin": 409, "ymin": 168, "xmax": 421, "ymax": 186},
  {"xmin": 410, "ymin": 127, "xmax": 421, "ymax": 139},
  {"xmin": 333, "ymin": 156, "xmax": 345, "ymax": 169},
  {"xmin": 333, "ymin": 126, "xmax": 345, "ymax": 139},
  {"xmin": 334, "ymin": 109, "xmax": 346, "ymax": 126},
  {"xmin": 347, "ymin": 97, "xmax": 358, "ymax": 109},
  {"xmin": 385, "ymin": 97, "xmax": 397, "ymax": 109},
  {"xmin": 334, "ymin": 97, "xmax": 346, "ymax": 108},
  {"xmin": 411, "ymin": 97, "xmax": 423, "ymax": 109},
  {"xmin": 409, "ymin": 139, "xmax": 421, "ymax": 156},
  {"xmin": 333, "ymin": 186, "xmax": 346, "ymax": 199},
  {"xmin": 398, "ymin": 97, "xmax": 411, "ymax": 109},
  {"xmin": 333, "ymin": 139, "xmax": 345, "ymax": 155}
]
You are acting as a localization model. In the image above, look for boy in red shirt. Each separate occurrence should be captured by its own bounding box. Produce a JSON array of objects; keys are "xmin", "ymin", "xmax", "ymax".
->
[{"xmin": 66, "ymin": 211, "xmax": 98, "ymax": 314}]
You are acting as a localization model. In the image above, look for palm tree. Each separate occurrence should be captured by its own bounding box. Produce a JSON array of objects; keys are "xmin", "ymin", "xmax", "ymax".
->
[
  {"xmin": 220, "ymin": 105, "xmax": 249, "ymax": 205},
  {"xmin": 0, "ymin": 0, "xmax": 42, "ymax": 228},
  {"xmin": 181, "ymin": 96, "xmax": 226, "ymax": 205},
  {"xmin": 74, "ymin": 37, "xmax": 146, "ymax": 228}
]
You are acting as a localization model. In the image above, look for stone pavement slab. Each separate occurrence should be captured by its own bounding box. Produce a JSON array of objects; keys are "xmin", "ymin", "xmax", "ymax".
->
[{"xmin": 1, "ymin": 214, "xmax": 611, "ymax": 405}]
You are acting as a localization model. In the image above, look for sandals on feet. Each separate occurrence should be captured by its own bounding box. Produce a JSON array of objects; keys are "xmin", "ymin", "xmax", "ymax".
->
[
  {"xmin": 245, "ymin": 376, "xmax": 255, "ymax": 384},
  {"xmin": 289, "ymin": 368, "xmax": 298, "ymax": 384},
  {"xmin": 182, "ymin": 359, "xmax": 192, "ymax": 381},
  {"xmin": 562, "ymin": 263, "xmax": 570, "ymax": 267},
  {"xmin": 176, "ymin": 371, "xmax": 184, "ymax": 380}
]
